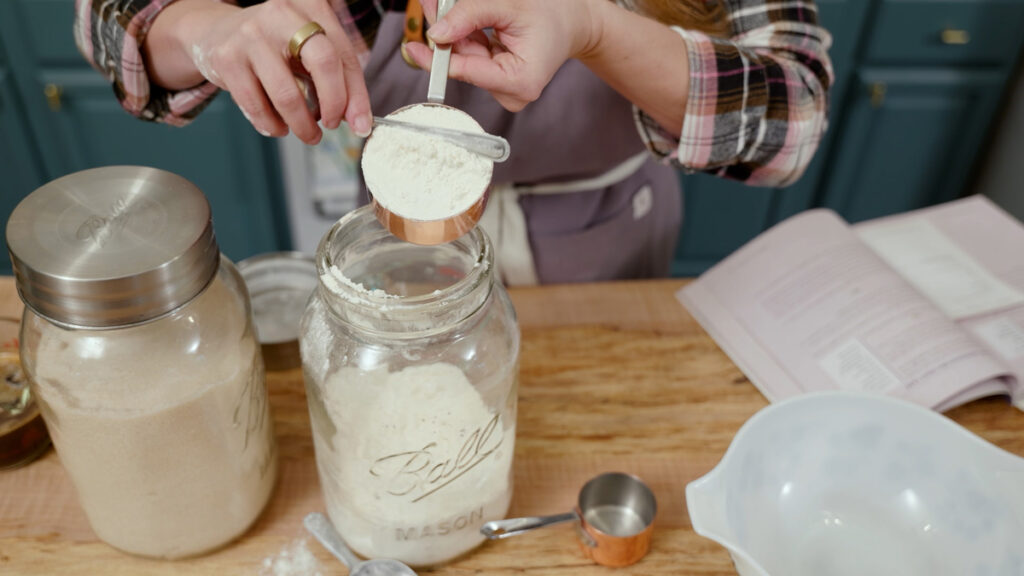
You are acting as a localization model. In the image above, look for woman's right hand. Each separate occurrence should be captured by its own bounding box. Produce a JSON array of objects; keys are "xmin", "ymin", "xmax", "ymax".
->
[{"xmin": 146, "ymin": 0, "xmax": 372, "ymax": 144}]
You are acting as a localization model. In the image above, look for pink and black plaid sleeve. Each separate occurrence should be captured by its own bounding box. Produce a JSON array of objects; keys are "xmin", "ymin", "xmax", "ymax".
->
[
  {"xmin": 635, "ymin": 0, "xmax": 834, "ymax": 187},
  {"xmin": 73, "ymin": 0, "xmax": 392, "ymax": 125}
]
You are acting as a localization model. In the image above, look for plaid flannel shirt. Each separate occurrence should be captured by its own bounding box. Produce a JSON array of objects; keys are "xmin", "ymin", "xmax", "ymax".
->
[{"xmin": 74, "ymin": 0, "xmax": 832, "ymax": 186}]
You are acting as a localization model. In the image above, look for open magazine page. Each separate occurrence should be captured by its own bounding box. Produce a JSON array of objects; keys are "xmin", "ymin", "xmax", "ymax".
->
[
  {"xmin": 856, "ymin": 196, "xmax": 1024, "ymax": 409},
  {"xmin": 678, "ymin": 209, "xmax": 1011, "ymax": 410}
]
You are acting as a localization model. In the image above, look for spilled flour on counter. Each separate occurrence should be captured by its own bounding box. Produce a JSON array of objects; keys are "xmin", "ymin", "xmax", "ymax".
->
[
  {"xmin": 361, "ymin": 104, "xmax": 493, "ymax": 220},
  {"xmin": 260, "ymin": 539, "xmax": 324, "ymax": 576}
]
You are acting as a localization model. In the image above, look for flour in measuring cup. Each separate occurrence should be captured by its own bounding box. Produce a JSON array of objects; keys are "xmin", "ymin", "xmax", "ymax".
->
[
  {"xmin": 361, "ymin": 105, "xmax": 493, "ymax": 221},
  {"xmin": 314, "ymin": 362, "xmax": 514, "ymax": 566}
]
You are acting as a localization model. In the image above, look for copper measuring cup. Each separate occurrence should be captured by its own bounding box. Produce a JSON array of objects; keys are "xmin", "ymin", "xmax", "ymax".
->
[
  {"xmin": 369, "ymin": 0, "xmax": 502, "ymax": 245},
  {"xmin": 366, "ymin": 102, "xmax": 492, "ymax": 246},
  {"xmin": 481, "ymin": 472, "xmax": 657, "ymax": 567},
  {"xmin": 299, "ymin": 0, "xmax": 497, "ymax": 245}
]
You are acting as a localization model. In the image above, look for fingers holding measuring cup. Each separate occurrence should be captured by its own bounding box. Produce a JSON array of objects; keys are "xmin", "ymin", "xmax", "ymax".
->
[{"xmin": 185, "ymin": 0, "xmax": 372, "ymax": 144}]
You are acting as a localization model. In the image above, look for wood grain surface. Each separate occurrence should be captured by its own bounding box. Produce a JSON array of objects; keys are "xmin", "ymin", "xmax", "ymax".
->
[{"xmin": 1, "ymin": 278, "xmax": 1022, "ymax": 575}]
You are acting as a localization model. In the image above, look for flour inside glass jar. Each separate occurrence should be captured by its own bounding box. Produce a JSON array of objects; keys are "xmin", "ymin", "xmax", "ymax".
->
[{"xmin": 314, "ymin": 362, "xmax": 515, "ymax": 566}]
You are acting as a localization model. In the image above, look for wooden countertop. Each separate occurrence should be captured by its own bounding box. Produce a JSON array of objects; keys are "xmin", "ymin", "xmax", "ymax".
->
[{"xmin": 2, "ymin": 278, "xmax": 1023, "ymax": 575}]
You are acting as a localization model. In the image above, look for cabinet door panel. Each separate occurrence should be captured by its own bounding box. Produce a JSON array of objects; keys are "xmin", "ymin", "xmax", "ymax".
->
[
  {"xmin": 38, "ymin": 70, "xmax": 286, "ymax": 261},
  {"xmin": 672, "ymin": 174, "xmax": 777, "ymax": 276},
  {"xmin": 866, "ymin": 0, "xmax": 1024, "ymax": 67},
  {"xmin": 0, "ymin": 68, "xmax": 46, "ymax": 274},
  {"xmin": 822, "ymin": 69, "xmax": 1003, "ymax": 223},
  {"xmin": 12, "ymin": 0, "xmax": 82, "ymax": 68}
]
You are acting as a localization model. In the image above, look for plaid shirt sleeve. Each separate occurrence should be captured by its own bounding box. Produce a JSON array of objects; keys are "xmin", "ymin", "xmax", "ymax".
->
[
  {"xmin": 73, "ymin": 0, "xmax": 393, "ymax": 126},
  {"xmin": 634, "ymin": 0, "xmax": 834, "ymax": 187}
]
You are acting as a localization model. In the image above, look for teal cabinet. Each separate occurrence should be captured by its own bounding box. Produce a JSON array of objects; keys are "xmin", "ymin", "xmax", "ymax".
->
[
  {"xmin": 821, "ymin": 69, "xmax": 1004, "ymax": 222},
  {"xmin": 0, "ymin": 0, "xmax": 289, "ymax": 270},
  {"xmin": 671, "ymin": 177, "xmax": 778, "ymax": 277},
  {"xmin": 864, "ymin": 0, "xmax": 1024, "ymax": 67},
  {"xmin": 672, "ymin": 0, "xmax": 1024, "ymax": 275},
  {"xmin": 1, "ymin": 65, "xmax": 46, "ymax": 274}
]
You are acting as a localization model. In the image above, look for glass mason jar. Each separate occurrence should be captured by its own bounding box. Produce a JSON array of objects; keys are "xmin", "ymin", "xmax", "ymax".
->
[
  {"xmin": 300, "ymin": 206, "xmax": 519, "ymax": 567},
  {"xmin": 7, "ymin": 167, "xmax": 277, "ymax": 559}
]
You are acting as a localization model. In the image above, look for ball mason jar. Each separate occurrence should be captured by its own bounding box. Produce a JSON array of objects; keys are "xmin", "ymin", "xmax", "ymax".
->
[
  {"xmin": 300, "ymin": 206, "xmax": 520, "ymax": 567},
  {"xmin": 7, "ymin": 167, "xmax": 278, "ymax": 559}
]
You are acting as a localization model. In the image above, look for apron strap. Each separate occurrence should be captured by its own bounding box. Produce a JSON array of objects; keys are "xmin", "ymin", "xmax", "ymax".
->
[
  {"xmin": 481, "ymin": 152, "xmax": 652, "ymax": 286},
  {"xmin": 479, "ymin": 184, "xmax": 540, "ymax": 287},
  {"xmin": 515, "ymin": 152, "xmax": 649, "ymax": 196}
]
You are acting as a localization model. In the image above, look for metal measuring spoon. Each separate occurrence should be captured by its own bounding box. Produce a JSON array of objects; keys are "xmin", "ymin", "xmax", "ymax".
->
[{"xmin": 304, "ymin": 513, "xmax": 418, "ymax": 576}]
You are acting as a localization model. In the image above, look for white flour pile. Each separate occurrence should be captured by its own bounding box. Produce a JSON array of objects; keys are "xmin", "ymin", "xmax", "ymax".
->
[
  {"xmin": 260, "ymin": 539, "xmax": 324, "ymax": 576},
  {"xmin": 361, "ymin": 104, "xmax": 493, "ymax": 220},
  {"xmin": 30, "ymin": 276, "xmax": 277, "ymax": 559},
  {"xmin": 313, "ymin": 362, "xmax": 515, "ymax": 566}
]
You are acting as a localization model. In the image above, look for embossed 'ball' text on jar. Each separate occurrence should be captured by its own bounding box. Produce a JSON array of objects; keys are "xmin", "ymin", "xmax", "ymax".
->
[
  {"xmin": 7, "ymin": 167, "xmax": 278, "ymax": 559},
  {"xmin": 299, "ymin": 205, "xmax": 520, "ymax": 567}
]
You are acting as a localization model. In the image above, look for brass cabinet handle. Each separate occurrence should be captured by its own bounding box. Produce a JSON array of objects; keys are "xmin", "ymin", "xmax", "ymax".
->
[
  {"xmin": 941, "ymin": 28, "xmax": 970, "ymax": 45},
  {"xmin": 44, "ymin": 83, "xmax": 63, "ymax": 111},
  {"xmin": 870, "ymin": 82, "xmax": 887, "ymax": 108}
]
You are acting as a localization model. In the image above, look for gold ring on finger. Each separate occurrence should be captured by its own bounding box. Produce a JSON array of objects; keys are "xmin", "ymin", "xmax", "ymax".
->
[
  {"xmin": 288, "ymin": 21, "xmax": 326, "ymax": 61},
  {"xmin": 400, "ymin": 39, "xmax": 421, "ymax": 69}
]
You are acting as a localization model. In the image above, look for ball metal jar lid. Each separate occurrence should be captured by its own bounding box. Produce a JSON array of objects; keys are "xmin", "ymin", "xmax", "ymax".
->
[
  {"xmin": 238, "ymin": 251, "xmax": 317, "ymax": 371},
  {"xmin": 5, "ymin": 166, "xmax": 220, "ymax": 329}
]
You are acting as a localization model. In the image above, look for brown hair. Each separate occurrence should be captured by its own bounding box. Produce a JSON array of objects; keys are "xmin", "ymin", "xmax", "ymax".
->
[{"xmin": 631, "ymin": 0, "xmax": 730, "ymax": 37}]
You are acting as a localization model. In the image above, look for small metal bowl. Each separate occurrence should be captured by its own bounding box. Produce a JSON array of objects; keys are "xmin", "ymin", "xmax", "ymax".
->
[
  {"xmin": 237, "ymin": 252, "xmax": 318, "ymax": 371},
  {"xmin": 364, "ymin": 103, "xmax": 493, "ymax": 246}
]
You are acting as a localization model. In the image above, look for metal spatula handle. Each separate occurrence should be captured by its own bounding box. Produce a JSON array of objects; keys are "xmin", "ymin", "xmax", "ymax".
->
[
  {"xmin": 480, "ymin": 512, "xmax": 579, "ymax": 539},
  {"xmin": 427, "ymin": 0, "xmax": 456, "ymax": 103},
  {"xmin": 303, "ymin": 513, "xmax": 360, "ymax": 568},
  {"xmin": 373, "ymin": 116, "xmax": 510, "ymax": 162}
]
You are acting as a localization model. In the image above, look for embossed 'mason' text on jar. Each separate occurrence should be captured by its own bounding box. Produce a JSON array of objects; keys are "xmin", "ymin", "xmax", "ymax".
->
[
  {"xmin": 7, "ymin": 167, "xmax": 277, "ymax": 559},
  {"xmin": 299, "ymin": 206, "xmax": 520, "ymax": 567}
]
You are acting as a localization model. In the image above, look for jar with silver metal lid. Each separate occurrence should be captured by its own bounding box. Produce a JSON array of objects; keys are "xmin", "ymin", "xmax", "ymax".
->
[
  {"xmin": 299, "ymin": 206, "xmax": 519, "ymax": 567},
  {"xmin": 7, "ymin": 166, "xmax": 277, "ymax": 559}
]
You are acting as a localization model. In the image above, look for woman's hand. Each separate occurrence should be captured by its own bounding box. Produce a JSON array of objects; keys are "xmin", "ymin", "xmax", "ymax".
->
[
  {"xmin": 145, "ymin": 0, "xmax": 372, "ymax": 144},
  {"xmin": 404, "ymin": 0, "xmax": 604, "ymax": 112},
  {"xmin": 406, "ymin": 0, "xmax": 692, "ymax": 137}
]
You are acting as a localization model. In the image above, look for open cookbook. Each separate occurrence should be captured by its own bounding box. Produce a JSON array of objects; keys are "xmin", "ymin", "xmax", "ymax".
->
[{"xmin": 678, "ymin": 195, "xmax": 1024, "ymax": 412}]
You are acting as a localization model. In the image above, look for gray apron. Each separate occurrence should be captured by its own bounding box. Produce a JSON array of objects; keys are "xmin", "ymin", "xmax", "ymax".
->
[{"xmin": 363, "ymin": 12, "xmax": 682, "ymax": 284}]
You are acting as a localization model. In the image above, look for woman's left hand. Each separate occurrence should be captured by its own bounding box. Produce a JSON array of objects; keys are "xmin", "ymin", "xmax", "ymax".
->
[{"xmin": 404, "ymin": 0, "xmax": 603, "ymax": 111}]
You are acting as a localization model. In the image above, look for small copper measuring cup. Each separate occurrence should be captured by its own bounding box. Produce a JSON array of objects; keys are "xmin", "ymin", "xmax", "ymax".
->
[{"xmin": 481, "ymin": 472, "xmax": 657, "ymax": 567}]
